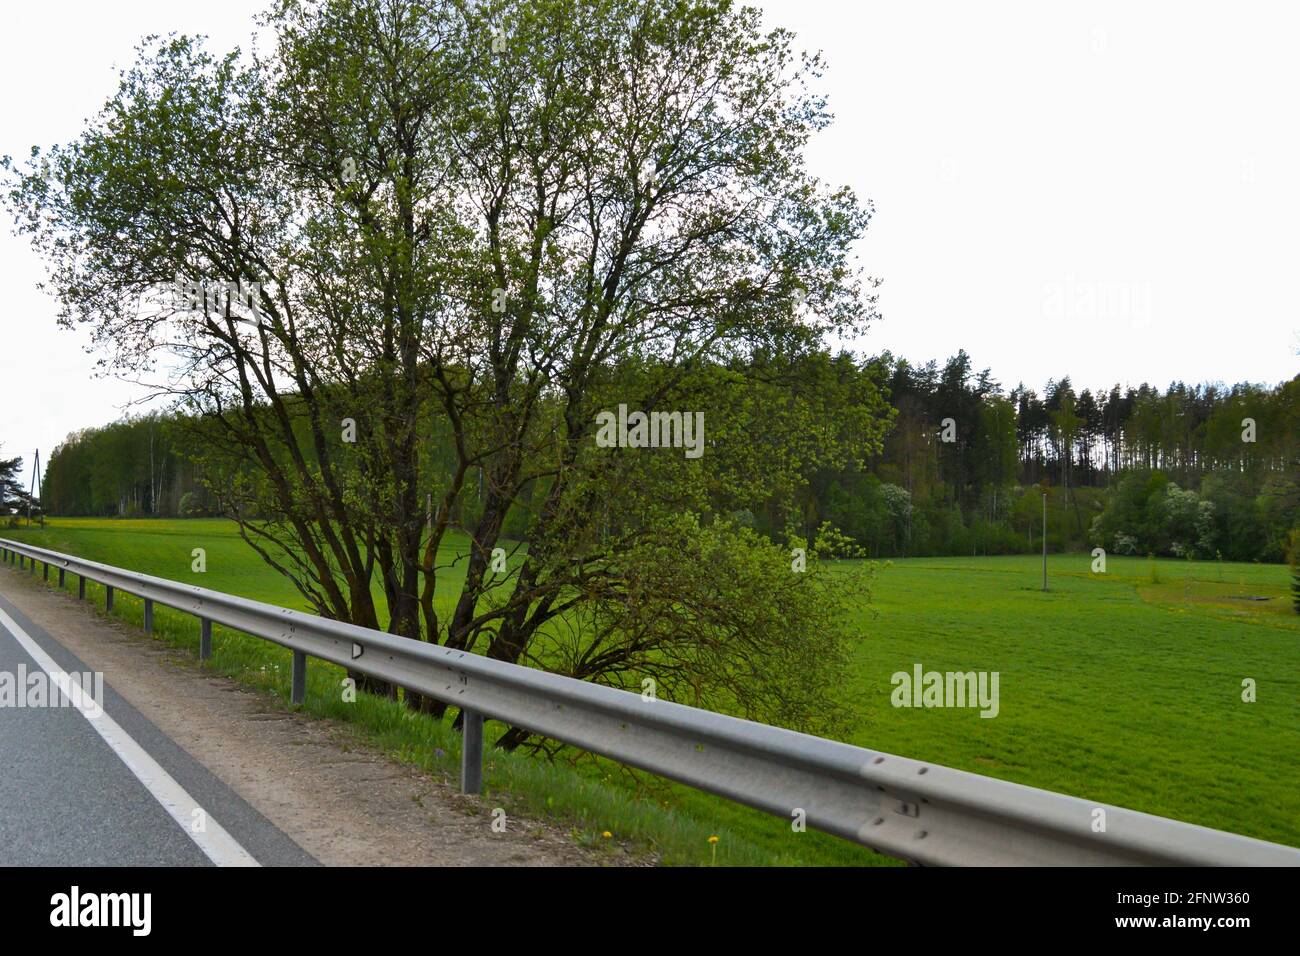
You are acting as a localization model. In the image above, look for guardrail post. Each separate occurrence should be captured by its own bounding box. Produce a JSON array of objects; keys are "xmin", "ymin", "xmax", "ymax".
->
[
  {"xmin": 58, "ymin": 567, "xmax": 65, "ymax": 588},
  {"xmin": 105, "ymin": 585, "xmax": 114, "ymax": 612},
  {"xmin": 143, "ymin": 599, "xmax": 153, "ymax": 634},
  {"xmin": 19, "ymin": 555, "xmax": 25, "ymax": 570},
  {"xmin": 200, "ymin": 619, "xmax": 212, "ymax": 661},
  {"xmin": 77, "ymin": 576, "xmax": 85, "ymax": 600},
  {"xmin": 461, "ymin": 709, "xmax": 484, "ymax": 794},
  {"xmin": 290, "ymin": 650, "xmax": 306, "ymax": 704},
  {"xmin": 43, "ymin": 562, "xmax": 49, "ymax": 581}
]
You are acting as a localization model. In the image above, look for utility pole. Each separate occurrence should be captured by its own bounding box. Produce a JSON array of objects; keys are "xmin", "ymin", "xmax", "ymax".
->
[
  {"xmin": 28, "ymin": 449, "xmax": 41, "ymax": 527},
  {"xmin": 1041, "ymin": 492, "xmax": 1047, "ymax": 591}
]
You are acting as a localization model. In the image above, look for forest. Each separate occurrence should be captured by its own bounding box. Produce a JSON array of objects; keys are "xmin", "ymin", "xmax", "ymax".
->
[{"xmin": 36, "ymin": 348, "xmax": 1300, "ymax": 563}]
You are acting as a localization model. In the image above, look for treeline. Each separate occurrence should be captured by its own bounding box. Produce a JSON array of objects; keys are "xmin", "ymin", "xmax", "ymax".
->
[
  {"xmin": 40, "ymin": 416, "xmax": 211, "ymax": 519},
  {"xmin": 807, "ymin": 350, "xmax": 1298, "ymax": 561},
  {"xmin": 40, "ymin": 350, "xmax": 1300, "ymax": 562},
  {"xmin": 41, "ymin": 407, "xmax": 549, "ymax": 537}
]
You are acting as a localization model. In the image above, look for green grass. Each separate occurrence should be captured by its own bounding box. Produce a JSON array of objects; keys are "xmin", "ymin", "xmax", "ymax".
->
[
  {"xmin": 2, "ymin": 518, "xmax": 1297, "ymax": 864},
  {"xmin": 830, "ymin": 553, "xmax": 1299, "ymax": 851}
]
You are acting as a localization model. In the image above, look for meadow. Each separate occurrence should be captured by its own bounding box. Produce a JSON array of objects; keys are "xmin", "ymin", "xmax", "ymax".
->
[{"xmin": 2, "ymin": 517, "xmax": 1296, "ymax": 865}]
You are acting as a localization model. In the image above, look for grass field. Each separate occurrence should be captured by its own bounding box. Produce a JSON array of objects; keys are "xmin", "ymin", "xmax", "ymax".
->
[{"xmin": 2, "ymin": 517, "xmax": 1297, "ymax": 865}]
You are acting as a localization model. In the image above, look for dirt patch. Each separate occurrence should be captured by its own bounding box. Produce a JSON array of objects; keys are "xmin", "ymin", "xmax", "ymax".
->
[{"xmin": 0, "ymin": 564, "xmax": 635, "ymax": 867}]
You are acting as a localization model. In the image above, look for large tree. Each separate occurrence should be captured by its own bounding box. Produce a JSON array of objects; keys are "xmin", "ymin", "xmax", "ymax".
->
[{"xmin": 4, "ymin": 0, "xmax": 884, "ymax": 738}]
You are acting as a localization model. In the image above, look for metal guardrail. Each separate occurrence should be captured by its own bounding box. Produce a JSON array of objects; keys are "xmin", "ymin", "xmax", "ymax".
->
[{"xmin": 2, "ymin": 535, "xmax": 1297, "ymax": 867}]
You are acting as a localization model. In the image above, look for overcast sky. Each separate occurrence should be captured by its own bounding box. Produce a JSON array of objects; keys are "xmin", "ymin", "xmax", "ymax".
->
[{"xmin": 2, "ymin": 0, "xmax": 1297, "ymax": 482}]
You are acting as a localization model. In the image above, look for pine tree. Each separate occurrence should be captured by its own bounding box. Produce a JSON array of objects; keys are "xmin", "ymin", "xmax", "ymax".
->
[{"xmin": 0, "ymin": 454, "xmax": 27, "ymax": 515}]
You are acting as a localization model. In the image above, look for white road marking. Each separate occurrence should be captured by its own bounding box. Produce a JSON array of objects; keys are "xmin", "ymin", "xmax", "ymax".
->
[{"xmin": 0, "ymin": 604, "xmax": 260, "ymax": 867}]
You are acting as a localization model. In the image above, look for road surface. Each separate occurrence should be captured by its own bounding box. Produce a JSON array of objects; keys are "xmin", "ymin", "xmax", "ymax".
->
[{"xmin": 0, "ymin": 588, "xmax": 316, "ymax": 866}]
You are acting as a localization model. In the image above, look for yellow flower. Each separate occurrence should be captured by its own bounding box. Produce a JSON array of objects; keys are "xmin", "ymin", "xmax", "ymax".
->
[
  {"xmin": 602, "ymin": 830, "xmax": 612, "ymax": 838},
  {"xmin": 708, "ymin": 835, "xmax": 719, "ymax": 844}
]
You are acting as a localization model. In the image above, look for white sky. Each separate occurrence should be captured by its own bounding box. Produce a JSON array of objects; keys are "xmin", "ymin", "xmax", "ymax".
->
[{"xmin": 2, "ymin": 0, "xmax": 1297, "ymax": 482}]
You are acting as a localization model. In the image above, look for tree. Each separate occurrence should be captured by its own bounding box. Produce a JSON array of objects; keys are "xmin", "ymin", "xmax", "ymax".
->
[
  {"xmin": 974, "ymin": 395, "xmax": 1016, "ymax": 524},
  {"xmin": 0, "ymin": 452, "xmax": 31, "ymax": 518},
  {"xmin": 1291, "ymin": 530, "xmax": 1300, "ymax": 614},
  {"xmin": 4, "ymin": 0, "xmax": 883, "ymax": 738}
]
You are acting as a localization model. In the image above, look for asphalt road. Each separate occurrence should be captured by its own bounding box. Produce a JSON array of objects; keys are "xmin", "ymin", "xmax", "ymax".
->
[{"xmin": 0, "ymin": 589, "xmax": 317, "ymax": 867}]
